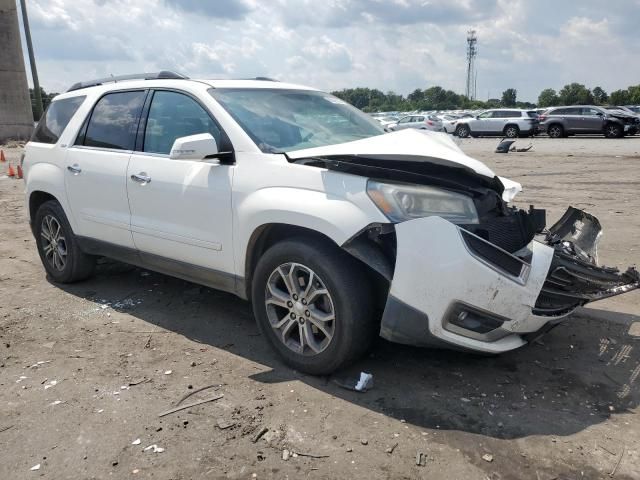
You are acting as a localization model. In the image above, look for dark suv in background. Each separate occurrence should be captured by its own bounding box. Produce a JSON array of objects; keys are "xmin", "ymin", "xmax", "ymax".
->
[{"xmin": 539, "ymin": 105, "xmax": 639, "ymax": 138}]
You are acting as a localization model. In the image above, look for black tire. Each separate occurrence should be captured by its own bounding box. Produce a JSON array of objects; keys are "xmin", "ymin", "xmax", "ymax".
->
[
  {"xmin": 251, "ymin": 237, "xmax": 375, "ymax": 375},
  {"xmin": 34, "ymin": 200, "xmax": 95, "ymax": 283},
  {"xmin": 455, "ymin": 124, "xmax": 471, "ymax": 138},
  {"xmin": 604, "ymin": 123, "xmax": 623, "ymax": 138},
  {"xmin": 547, "ymin": 124, "xmax": 564, "ymax": 138},
  {"xmin": 503, "ymin": 125, "xmax": 519, "ymax": 138}
]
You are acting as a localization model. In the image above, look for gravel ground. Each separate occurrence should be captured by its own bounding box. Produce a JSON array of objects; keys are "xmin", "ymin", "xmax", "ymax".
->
[{"xmin": 0, "ymin": 136, "xmax": 639, "ymax": 479}]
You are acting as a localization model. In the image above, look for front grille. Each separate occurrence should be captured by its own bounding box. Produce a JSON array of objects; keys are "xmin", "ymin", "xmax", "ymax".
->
[
  {"xmin": 461, "ymin": 230, "xmax": 527, "ymax": 278},
  {"xmin": 465, "ymin": 208, "xmax": 543, "ymax": 253}
]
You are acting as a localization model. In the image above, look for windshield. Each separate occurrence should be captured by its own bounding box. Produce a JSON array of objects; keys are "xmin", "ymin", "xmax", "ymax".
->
[{"xmin": 208, "ymin": 88, "xmax": 384, "ymax": 153}]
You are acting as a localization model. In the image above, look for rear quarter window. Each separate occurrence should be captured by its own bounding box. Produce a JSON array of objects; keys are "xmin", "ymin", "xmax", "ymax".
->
[{"xmin": 31, "ymin": 96, "xmax": 86, "ymax": 144}]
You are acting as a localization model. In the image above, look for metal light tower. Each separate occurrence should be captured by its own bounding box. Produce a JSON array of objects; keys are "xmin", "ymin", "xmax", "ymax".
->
[
  {"xmin": 465, "ymin": 30, "xmax": 478, "ymax": 100},
  {"xmin": 0, "ymin": 0, "xmax": 34, "ymax": 141}
]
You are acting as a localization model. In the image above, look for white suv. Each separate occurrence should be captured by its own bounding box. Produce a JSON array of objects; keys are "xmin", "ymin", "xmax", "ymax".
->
[
  {"xmin": 454, "ymin": 109, "xmax": 539, "ymax": 138},
  {"xmin": 23, "ymin": 72, "xmax": 639, "ymax": 374}
]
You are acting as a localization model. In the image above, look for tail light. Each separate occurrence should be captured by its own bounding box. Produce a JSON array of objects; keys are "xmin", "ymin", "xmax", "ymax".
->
[
  {"xmin": 538, "ymin": 115, "xmax": 547, "ymax": 121},
  {"xmin": 427, "ymin": 121, "xmax": 434, "ymax": 126}
]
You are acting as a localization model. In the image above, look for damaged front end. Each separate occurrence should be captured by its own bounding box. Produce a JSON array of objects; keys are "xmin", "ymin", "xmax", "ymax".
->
[
  {"xmin": 534, "ymin": 207, "xmax": 640, "ymax": 316},
  {"xmin": 288, "ymin": 130, "xmax": 638, "ymax": 352}
]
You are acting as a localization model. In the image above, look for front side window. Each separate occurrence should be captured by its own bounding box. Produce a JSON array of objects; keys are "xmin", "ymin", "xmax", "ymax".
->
[
  {"xmin": 477, "ymin": 111, "xmax": 493, "ymax": 119},
  {"xmin": 208, "ymin": 88, "xmax": 384, "ymax": 153},
  {"xmin": 83, "ymin": 91, "xmax": 146, "ymax": 150},
  {"xmin": 398, "ymin": 117, "xmax": 411, "ymax": 124},
  {"xmin": 31, "ymin": 96, "xmax": 86, "ymax": 144},
  {"xmin": 143, "ymin": 91, "xmax": 224, "ymax": 155}
]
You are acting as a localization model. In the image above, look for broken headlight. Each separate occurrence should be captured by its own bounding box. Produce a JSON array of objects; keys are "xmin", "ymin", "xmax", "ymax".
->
[{"xmin": 366, "ymin": 180, "xmax": 479, "ymax": 224}]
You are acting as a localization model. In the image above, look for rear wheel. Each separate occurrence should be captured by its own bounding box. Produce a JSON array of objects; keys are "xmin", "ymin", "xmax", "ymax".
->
[
  {"xmin": 547, "ymin": 124, "xmax": 564, "ymax": 138},
  {"xmin": 504, "ymin": 125, "xmax": 519, "ymax": 138},
  {"xmin": 455, "ymin": 124, "xmax": 471, "ymax": 138},
  {"xmin": 604, "ymin": 123, "xmax": 623, "ymax": 138},
  {"xmin": 251, "ymin": 238, "xmax": 375, "ymax": 375},
  {"xmin": 34, "ymin": 200, "xmax": 95, "ymax": 283}
]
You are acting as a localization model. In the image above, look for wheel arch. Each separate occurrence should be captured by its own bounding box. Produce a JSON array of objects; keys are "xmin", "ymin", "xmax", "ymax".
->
[
  {"xmin": 243, "ymin": 222, "xmax": 394, "ymax": 302},
  {"xmin": 26, "ymin": 162, "xmax": 77, "ymax": 233}
]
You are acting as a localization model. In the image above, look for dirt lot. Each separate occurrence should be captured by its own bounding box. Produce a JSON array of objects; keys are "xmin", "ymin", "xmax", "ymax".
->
[{"xmin": 1, "ymin": 137, "xmax": 639, "ymax": 479}]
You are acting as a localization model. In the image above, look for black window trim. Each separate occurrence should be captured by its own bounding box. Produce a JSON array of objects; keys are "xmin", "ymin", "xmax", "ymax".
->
[
  {"xmin": 135, "ymin": 87, "xmax": 235, "ymax": 164},
  {"xmin": 71, "ymin": 88, "xmax": 150, "ymax": 152}
]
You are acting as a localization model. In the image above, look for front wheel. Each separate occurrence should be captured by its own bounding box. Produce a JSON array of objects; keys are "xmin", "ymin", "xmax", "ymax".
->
[
  {"xmin": 455, "ymin": 124, "xmax": 471, "ymax": 138},
  {"xmin": 251, "ymin": 238, "xmax": 375, "ymax": 375},
  {"xmin": 604, "ymin": 123, "xmax": 623, "ymax": 138},
  {"xmin": 34, "ymin": 200, "xmax": 95, "ymax": 283}
]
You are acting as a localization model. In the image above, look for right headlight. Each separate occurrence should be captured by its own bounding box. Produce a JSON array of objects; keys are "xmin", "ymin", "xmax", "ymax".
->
[{"xmin": 366, "ymin": 180, "xmax": 479, "ymax": 224}]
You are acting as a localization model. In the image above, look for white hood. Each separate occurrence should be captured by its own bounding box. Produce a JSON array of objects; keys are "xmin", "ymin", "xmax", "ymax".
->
[
  {"xmin": 287, "ymin": 129, "xmax": 496, "ymax": 179},
  {"xmin": 288, "ymin": 129, "xmax": 521, "ymax": 202}
]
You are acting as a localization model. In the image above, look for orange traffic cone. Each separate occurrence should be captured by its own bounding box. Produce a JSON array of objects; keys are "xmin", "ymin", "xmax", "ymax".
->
[
  {"xmin": 7, "ymin": 163, "xmax": 15, "ymax": 177},
  {"xmin": 16, "ymin": 165, "xmax": 23, "ymax": 179},
  {"xmin": 0, "ymin": 150, "xmax": 5, "ymax": 163}
]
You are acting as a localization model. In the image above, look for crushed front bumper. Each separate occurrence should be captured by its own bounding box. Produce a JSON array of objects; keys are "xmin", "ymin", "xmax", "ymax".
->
[{"xmin": 380, "ymin": 209, "xmax": 639, "ymax": 353}]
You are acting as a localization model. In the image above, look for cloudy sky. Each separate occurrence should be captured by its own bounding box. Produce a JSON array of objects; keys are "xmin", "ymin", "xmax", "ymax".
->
[{"xmin": 18, "ymin": 0, "xmax": 640, "ymax": 102}]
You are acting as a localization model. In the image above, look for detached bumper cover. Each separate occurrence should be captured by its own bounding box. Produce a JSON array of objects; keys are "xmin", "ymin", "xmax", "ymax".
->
[{"xmin": 380, "ymin": 208, "xmax": 639, "ymax": 353}]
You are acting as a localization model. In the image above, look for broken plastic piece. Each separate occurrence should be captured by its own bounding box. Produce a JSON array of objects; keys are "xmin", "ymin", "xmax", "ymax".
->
[{"xmin": 332, "ymin": 371, "xmax": 374, "ymax": 392}]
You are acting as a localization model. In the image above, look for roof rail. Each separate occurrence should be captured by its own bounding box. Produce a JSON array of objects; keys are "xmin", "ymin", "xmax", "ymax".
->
[
  {"xmin": 253, "ymin": 77, "xmax": 278, "ymax": 82},
  {"xmin": 66, "ymin": 71, "xmax": 189, "ymax": 92}
]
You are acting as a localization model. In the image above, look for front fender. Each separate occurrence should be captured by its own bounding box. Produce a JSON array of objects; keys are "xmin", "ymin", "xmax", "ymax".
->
[
  {"xmin": 234, "ymin": 185, "xmax": 387, "ymax": 276},
  {"xmin": 25, "ymin": 162, "xmax": 77, "ymax": 232}
]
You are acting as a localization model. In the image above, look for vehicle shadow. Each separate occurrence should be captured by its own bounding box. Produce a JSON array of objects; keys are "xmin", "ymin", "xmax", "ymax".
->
[{"xmin": 55, "ymin": 261, "xmax": 640, "ymax": 441}]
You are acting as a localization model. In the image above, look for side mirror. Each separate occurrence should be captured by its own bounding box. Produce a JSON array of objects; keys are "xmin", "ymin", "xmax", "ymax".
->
[
  {"xmin": 169, "ymin": 133, "xmax": 219, "ymax": 161},
  {"xmin": 596, "ymin": 112, "xmax": 604, "ymax": 116}
]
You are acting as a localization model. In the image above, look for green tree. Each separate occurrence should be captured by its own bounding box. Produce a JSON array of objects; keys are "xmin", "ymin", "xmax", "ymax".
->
[
  {"xmin": 558, "ymin": 83, "xmax": 593, "ymax": 105},
  {"xmin": 537, "ymin": 88, "xmax": 559, "ymax": 108},
  {"xmin": 609, "ymin": 89, "xmax": 631, "ymax": 105},
  {"xmin": 591, "ymin": 86, "xmax": 608, "ymax": 105},
  {"xmin": 29, "ymin": 87, "xmax": 57, "ymax": 121},
  {"xmin": 501, "ymin": 88, "xmax": 517, "ymax": 107}
]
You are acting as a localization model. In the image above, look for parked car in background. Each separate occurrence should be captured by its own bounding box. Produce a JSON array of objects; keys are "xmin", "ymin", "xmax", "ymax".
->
[
  {"xmin": 538, "ymin": 106, "xmax": 639, "ymax": 138},
  {"xmin": 624, "ymin": 105, "xmax": 640, "ymax": 114},
  {"xmin": 388, "ymin": 114, "xmax": 444, "ymax": 132},
  {"xmin": 454, "ymin": 109, "xmax": 539, "ymax": 138},
  {"xmin": 436, "ymin": 114, "xmax": 460, "ymax": 134},
  {"xmin": 376, "ymin": 116, "xmax": 400, "ymax": 128}
]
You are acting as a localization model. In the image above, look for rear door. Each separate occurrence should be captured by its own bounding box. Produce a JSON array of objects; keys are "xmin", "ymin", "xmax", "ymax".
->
[
  {"xmin": 126, "ymin": 89, "xmax": 235, "ymax": 279},
  {"xmin": 65, "ymin": 90, "xmax": 147, "ymax": 248},
  {"xmin": 563, "ymin": 107, "xmax": 583, "ymax": 132}
]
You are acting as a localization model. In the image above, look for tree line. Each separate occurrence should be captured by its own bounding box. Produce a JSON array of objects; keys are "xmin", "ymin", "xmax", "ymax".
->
[
  {"xmin": 29, "ymin": 82, "xmax": 640, "ymax": 120},
  {"xmin": 331, "ymin": 83, "xmax": 640, "ymax": 112}
]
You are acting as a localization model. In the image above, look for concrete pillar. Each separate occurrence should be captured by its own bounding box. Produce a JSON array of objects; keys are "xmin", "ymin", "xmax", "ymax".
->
[{"xmin": 0, "ymin": 0, "xmax": 34, "ymax": 142}]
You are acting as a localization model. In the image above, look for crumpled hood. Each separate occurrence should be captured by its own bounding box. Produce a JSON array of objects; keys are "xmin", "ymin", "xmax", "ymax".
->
[
  {"xmin": 287, "ymin": 129, "xmax": 522, "ymax": 202},
  {"xmin": 287, "ymin": 129, "xmax": 496, "ymax": 179}
]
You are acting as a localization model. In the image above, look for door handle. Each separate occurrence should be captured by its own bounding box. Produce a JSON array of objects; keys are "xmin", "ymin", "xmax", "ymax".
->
[
  {"xmin": 67, "ymin": 164, "xmax": 81, "ymax": 174},
  {"xmin": 131, "ymin": 172, "xmax": 151, "ymax": 184}
]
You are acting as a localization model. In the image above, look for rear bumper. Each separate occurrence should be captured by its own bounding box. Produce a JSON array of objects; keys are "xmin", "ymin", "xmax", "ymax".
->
[{"xmin": 380, "ymin": 210, "xmax": 638, "ymax": 353}]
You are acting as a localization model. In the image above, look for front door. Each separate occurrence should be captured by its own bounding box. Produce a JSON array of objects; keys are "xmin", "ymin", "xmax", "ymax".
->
[
  {"xmin": 126, "ymin": 89, "xmax": 235, "ymax": 282},
  {"xmin": 64, "ymin": 90, "xmax": 147, "ymax": 248},
  {"xmin": 579, "ymin": 107, "xmax": 605, "ymax": 133}
]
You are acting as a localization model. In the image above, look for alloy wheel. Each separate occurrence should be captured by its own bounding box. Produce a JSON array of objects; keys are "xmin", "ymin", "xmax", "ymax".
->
[
  {"xmin": 549, "ymin": 126, "xmax": 562, "ymax": 138},
  {"xmin": 264, "ymin": 262, "xmax": 336, "ymax": 356},
  {"xmin": 41, "ymin": 215, "xmax": 67, "ymax": 271},
  {"xmin": 505, "ymin": 127, "xmax": 518, "ymax": 138}
]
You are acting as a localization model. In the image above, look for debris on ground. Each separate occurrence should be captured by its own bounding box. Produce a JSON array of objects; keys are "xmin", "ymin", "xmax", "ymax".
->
[
  {"xmin": 416, "ymin": 451, "xmax": 425, "ymax": 466},
  {"xmin": 216, "ymin": 418, "xmax": 235, "ymax": 430},
  {"xmin": 30, "ymin": 464, "xmax": 41, "ymax": 471},
  {"xmin": 132, "ymin": 439, "xmax": 141, "ymax": 445},
  {"xmin": 386, "ymin": 443, "xmax": 398, "ymax": 454},
  {"xmin": 158, "ymin": 394, "xmax": 224, "ymax": 417},
  {"xmin": 143, "ymin": 444, "xmax": 165, "ymax": 453},
  {"xmin": 252, "ymin": 426, "xmax": 269, "ymax": 443},
  {"xmin": 282, "ymin": 449, "xmax": 290, "ymax": 461},
  {"xmin": 482, "ymin": 453, "xmax": 494, "ymax": 462},
  {"xmin": 332, "ymin": 371, "xmax": 374, "ymax": 392}
]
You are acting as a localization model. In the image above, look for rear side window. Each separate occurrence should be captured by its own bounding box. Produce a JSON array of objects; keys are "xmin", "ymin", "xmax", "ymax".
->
[
  {"xmin": 143, "ymin": 91, "xmax": 223, "ymax": 155},
  {"xmin": 31, "ymin": 96, "xmax": 86, "ymax": 144},
  {"xmin": 526, "ymin": 111, "xmax": 538, "ymax": 118},
  {"xmin": 83, "ymin": 91, "xmax": 146, "ymax": 150}
]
